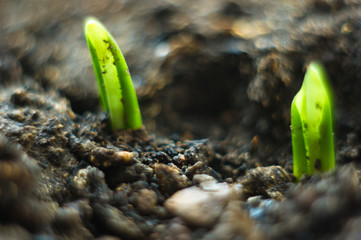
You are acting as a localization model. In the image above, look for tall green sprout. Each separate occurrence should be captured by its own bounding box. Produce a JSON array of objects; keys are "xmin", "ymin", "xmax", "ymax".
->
[
  {"xmin": 291, "ymin": 61, "xmax": 335, "ymax": 180},
  {"xmin": 84, "ymin": 17, "xmax": 142, "ymax": 130}
]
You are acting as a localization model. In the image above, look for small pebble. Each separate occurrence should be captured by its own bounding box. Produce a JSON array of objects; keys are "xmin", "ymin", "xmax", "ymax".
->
[
  {"xmin": 193, "ymin": 174, "xmax": 216, "ymax": 184},
  {"xmin": 165, "ymin": 183, "xmax": 231, "ymax": 227}
]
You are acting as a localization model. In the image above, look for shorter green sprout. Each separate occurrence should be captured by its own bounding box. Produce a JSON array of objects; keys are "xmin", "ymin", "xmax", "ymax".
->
[
  {"xmin": 84, "ymin": 17, "xmax": 142, "ymax": 130},
  {"xmin": 291, "ymin": 61, "xmax": 335, "ymax": 180}
]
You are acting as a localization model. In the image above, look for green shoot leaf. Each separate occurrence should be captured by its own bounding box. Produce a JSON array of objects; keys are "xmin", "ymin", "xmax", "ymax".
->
[
  {"xmin": 291, "ymin": 61, "xmax": 335, "ymax": 180},
  {"xmin": 84, "ymin": 17, "xmax": 142, "ymax": 130}
]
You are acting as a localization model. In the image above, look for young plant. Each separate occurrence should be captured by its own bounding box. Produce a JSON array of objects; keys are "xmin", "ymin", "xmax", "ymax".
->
[
  {"xmin": 291, "ymin": 61, "xmax": 335, "ymax": 180},
  {"xmin": 84, "ymin": 17, "xmax": 142, "ymax": 130}
]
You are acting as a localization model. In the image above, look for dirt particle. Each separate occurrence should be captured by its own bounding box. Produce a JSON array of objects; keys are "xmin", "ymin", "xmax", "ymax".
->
[
  {"xmin": 241, "ymin": 166, "xmax": 292, "ymax": 201},
  {"xmin": 90, "ymin": 147, "xmax": 135, "ymax": 167},
  {"xmin": 314, "ymin": 158, "xmax": 321, "ymax": 171},
  {"xmin": 135, "ymin": 189, "xmax": 158, "ymax": 215},
  {"xmin": 155, "ymin": 163, "xmax": 191, "ymax": 196},
  {"xmin": 92, "ymin": 203, "xmax": 145, "ymax": 239}
]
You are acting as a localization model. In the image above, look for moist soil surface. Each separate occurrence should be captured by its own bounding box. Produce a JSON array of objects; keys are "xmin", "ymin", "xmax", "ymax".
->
[{"xmin": 1, "ymin": 1, "xmax": 361, "ymax": 239}]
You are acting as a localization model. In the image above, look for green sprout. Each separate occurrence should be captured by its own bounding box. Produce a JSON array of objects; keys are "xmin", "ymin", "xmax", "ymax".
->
[
  {"xmin": 84, "ymin": 17, "xmax": 142, "ymax": 130},
  {"xmin": 291, "ymin": 61, "xmax": 335, "ymax": 180}
]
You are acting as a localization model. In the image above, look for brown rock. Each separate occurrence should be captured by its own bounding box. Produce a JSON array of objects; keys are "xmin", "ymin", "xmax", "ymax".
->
[
  {"xmin": 155, "ymin": 163, "xmax": 191, "ymax": 195},
  {"xmin": 136, "ymin": 189, "xmax": 158, "ymax": 215}
]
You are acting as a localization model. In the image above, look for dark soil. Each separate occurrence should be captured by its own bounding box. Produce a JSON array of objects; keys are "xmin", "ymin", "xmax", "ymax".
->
[{"xmin": 1, "ymin": 0, "xmax": 361, "ymax": 239}]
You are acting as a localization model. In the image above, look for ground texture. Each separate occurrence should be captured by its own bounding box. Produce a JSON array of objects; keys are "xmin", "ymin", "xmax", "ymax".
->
[{"xmin": 1, "ymin": 0, "xmax": 361, "ymax": 239}]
